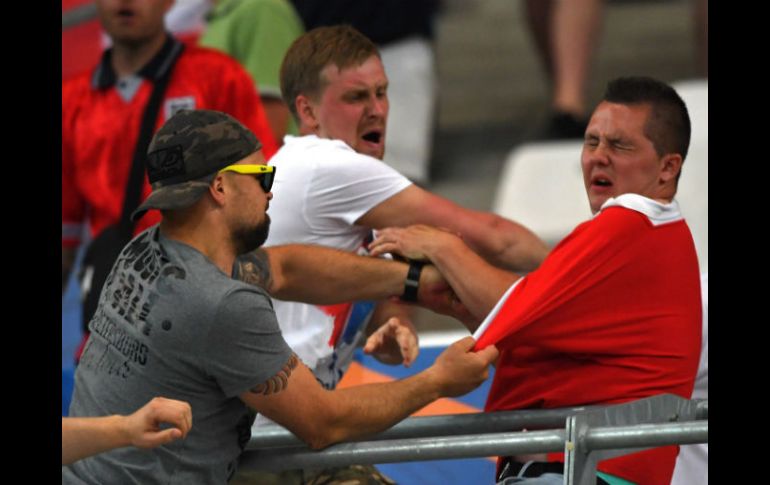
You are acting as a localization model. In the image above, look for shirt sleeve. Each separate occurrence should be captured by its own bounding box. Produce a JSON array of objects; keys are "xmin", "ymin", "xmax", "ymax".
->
[
  {"xmin": 306, "ymin": 149, "xmax": 412, "ymax": 227},
  {"xmin": 205, "ymin": 285, "xmax": 294, "ymax": 397}
]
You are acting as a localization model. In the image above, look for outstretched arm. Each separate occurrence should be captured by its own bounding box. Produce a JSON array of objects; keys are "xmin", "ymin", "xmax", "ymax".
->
[
  {"xmin": 241, "ymin": 337, "xmax": 498, "ymax": 450},
  {"xmin": 357, "ymin": 185, "xmax": 549, "ymax": 273},
  {"xmin": 235, "ymin": 245, "xmax": 404, "ymax": 303},
  {"xmin": 62, "ymin": 397, "xmax": 192, "ymax": 465},
  {"xmin": 369, "ymin": 225, "xmax": 520, "ymax": 326},
  {"xmin": 233, "ymin": 245, "xmax": 464, "ymax": 320}
]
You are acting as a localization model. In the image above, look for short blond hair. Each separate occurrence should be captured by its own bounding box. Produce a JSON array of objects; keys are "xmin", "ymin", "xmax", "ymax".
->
[{"xmin": 280, "ymin": 25, "xmax": 380, "ymax": 120}]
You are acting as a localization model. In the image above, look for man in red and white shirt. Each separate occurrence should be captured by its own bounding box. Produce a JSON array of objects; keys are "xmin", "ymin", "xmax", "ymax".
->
[{"xmin": 370, "ymin": 76, "xmax": 702, "ymax": 485}]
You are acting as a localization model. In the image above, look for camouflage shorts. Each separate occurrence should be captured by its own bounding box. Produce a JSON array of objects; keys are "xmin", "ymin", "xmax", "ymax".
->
[{"xmin": 230, "ymin": 464, "xmax": 397, "ymax": 485}]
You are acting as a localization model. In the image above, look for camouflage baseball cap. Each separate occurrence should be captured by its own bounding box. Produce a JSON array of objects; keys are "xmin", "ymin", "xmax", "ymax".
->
[{"xmin": 131, "ymin": 109, "xmax": 263, "ymax": 222}]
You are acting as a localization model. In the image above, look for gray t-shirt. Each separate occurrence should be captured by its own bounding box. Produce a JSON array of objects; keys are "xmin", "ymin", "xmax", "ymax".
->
[{"xmin": 63, "ymin": 226, "xmax": 293, "ymax": 485}]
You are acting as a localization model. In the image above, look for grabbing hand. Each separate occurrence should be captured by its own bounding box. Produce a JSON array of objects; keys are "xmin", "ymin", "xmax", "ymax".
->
[
  {"xmin": 363, "ymin": 316, "xmax": 419, "ymax": 367},
  {"xmin": 122, "ymin": 397, "xmax": 192, "ymax": 449},
  {"xmin": 430, "ymin": 336, "xmax": 499, "ymax": 398},
  {"xmin": 369, "ymin": 225, "xmax": 462, "ymax": 262}
]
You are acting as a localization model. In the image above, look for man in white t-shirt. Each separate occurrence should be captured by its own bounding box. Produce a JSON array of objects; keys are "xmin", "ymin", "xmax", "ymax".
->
[{"xmin": 237, "ymin": 24, "xmax": 548, "ymax": 391}]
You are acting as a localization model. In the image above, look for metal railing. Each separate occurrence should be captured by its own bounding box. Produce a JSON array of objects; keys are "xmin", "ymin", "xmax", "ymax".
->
[{"xmin": 240, "ymin": 395, "xmax": 707, "ymax": 485}]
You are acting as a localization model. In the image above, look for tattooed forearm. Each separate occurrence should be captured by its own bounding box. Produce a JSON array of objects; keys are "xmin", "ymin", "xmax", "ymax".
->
[
  {"xmin": 233, "ymin": 249, "xmax": 273, "ymax": 290},
  {"xmin": 250, "ymin": 354, "xmax": 299, "ymax": 395}
]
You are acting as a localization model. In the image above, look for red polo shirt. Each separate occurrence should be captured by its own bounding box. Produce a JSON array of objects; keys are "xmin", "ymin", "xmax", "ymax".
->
[
  {"xmin": 476, "ymin": 195, "xmax": 702, "ymax": 485},
  {"xmin": 62, "ymin": 35, "xmax": 278, "ymax": 248}
]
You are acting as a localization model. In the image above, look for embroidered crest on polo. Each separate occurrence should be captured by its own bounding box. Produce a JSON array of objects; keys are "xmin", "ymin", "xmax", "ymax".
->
[{"xmin": 164, "ymin": 96, "xmax": 196, "ymax": 120}]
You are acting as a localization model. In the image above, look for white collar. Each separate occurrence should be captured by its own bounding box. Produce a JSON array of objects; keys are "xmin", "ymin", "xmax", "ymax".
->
[{"xmin": 597, "ymin": 194, "xmax": 683, "ymax": 226}]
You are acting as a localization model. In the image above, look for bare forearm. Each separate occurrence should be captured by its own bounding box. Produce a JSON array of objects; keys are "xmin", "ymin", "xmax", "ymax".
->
[
  {"xmin": 62, "ymin": 415, "xmax": 128, "ymax": 465},
  {"xmin": 430, "ymin": 239, "xmax": 519, "ymax": 322},
  {"xmin": 358, "ymin": 187, "xmax": 547, "ymax": 273},
  {"xmin": 310, "ymin": 337, "xmax": 496, "ymax": 447},
  {"xmin": 246, "ymin": 338, "xmax": 495, "ymax": 450},
  {"xmin": 63, "ymin": 398, "xmax": 191, "ymax": 464},
  {"xmin": 236, "ymin": 245, "xmax": 407, "ymax": 304},
  {"xmin": 245, "ymin": 360, "xmax": 441, "ymax": 449},
  {"xmin": 461, "ymin": 213, "xmax": 548, "ymax": 273},
  {"xmin": 367, "ymin": 227, "xmax": 518, "ymax": 326},
  {"xmin": 312, "ymin": 370, "xmax": 442, "ymax": 448}
]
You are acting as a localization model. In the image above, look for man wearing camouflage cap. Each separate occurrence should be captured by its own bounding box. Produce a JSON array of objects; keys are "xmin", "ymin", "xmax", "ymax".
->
[{"xmin": 62, "ymin": 109, "xmax": 498, "ymax": 485}]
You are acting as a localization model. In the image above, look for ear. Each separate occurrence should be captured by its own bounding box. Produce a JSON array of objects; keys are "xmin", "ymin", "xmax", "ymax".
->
[
  {"xmin": 659, "ymin": 153, "xmax": 683, "ymax": 185},
  {"xmin": 295, "ymin": 94, "xmax": 319, "ymax": 133},
  {"xmin": 208, "ymin": 174, "xmax": 228, "ymax": 206}
]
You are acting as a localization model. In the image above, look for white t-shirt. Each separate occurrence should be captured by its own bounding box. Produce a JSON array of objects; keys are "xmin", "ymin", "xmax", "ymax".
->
[{"xmin": 264, "ymin": 134, "xmax": 412, "ymax": 387}]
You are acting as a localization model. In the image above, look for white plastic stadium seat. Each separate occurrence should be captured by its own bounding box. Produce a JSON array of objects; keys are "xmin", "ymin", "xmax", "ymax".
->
[
  {"xmin": 492, "ymin": 141, "xmax": 590, "ymax": 247},
  {"xmin": 672, "ymin": 80, "xmax": 708, "ymax": 272}
]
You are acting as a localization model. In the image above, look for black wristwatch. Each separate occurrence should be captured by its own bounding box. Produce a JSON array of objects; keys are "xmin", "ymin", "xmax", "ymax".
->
[{"xmin": 401, "ymin": 261, "xmax": 425, "ymax": 302}]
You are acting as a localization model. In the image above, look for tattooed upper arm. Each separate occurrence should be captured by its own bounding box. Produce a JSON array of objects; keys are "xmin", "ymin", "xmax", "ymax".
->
[
  {"xmin": 234, "ymin": 249, "xmax": 273, "ymax": 290},
  {"xmin": 250, "ymin": 353, "xmax": 299, "ymax": 395}
]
